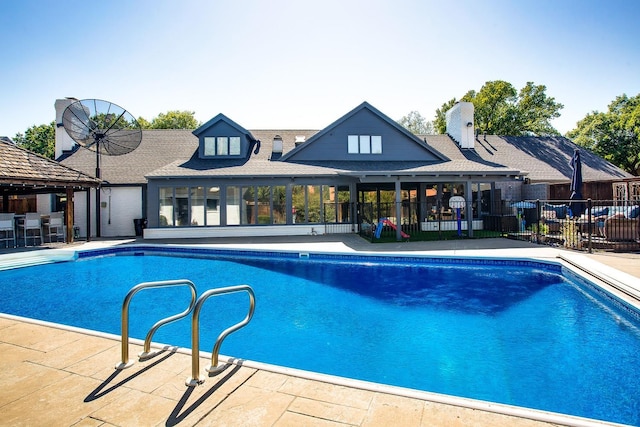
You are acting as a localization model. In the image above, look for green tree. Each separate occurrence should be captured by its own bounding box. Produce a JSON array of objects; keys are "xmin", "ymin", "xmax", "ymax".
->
[
  {"xmin": 567, "ymin": 94, "xmax": 640, "ymax": 175},
  {"xmin": 148, "ymin": 110, "xmax": 200, "ymax": 129},
  {"xmin": 13, "ymin": 121, "xmax": 56, "ymax": 158},
  {"xmin": 434, "ymin": 98, "xmax": 458, "ymax": 135},
  {"xmin": 398, "ymin": 111, "xmax": 433, "ymax": 134},
  {"xmin": 471, "ymin": 81, "xmax": 519, "ymax": 135},
  {"xmin": 433, "ymin": 80, "xmax": 563, "ymax": 136},
  {"xmin": 137, "ymin": 116, "xmax": 151, "ymax": 129},
  {"xmin": 517, "ymin": 82, "xmax": 564, "ymax": 136}
]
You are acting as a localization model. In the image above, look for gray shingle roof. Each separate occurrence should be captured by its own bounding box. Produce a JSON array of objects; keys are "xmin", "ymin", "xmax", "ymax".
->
[
  {"xmin": 58, "ymin": 129, "xmax": 633, "ymax": 185},
  {"xmin": 424, "ymin": 135, "xmax": 632, "ymax": 183},
  {"xmin": 59, "ymin": 129, "xmax": 199, "ymax": 184},
  {"xmin": 1, "ymin": 140, "xmax": 100, "ymax": 188}
]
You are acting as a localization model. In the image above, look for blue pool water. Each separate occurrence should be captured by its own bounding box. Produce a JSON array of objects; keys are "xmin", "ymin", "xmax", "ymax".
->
[{"xmin": 1, "ymin": 247, "xmax": 639, "ymax": 425}]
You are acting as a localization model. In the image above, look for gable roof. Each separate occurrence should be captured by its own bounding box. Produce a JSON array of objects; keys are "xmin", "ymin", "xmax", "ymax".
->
[
  {"xmin": 59, "ymin": 129, "xmax": 633, "ymax": 184},
  {"xmin": 57, "ymin": 102, "xmax": 633, "ymax": 185},
  {"xmin": 192, "ymin": 113, "xmax": 258, "ymax": 143},
  {"xmin": 279, "ymin": 101, "xmax": 448, "ymax": 162},
  {"xmin": 1, "ymin": 140, "xmax": 100, "ymax": 195}
]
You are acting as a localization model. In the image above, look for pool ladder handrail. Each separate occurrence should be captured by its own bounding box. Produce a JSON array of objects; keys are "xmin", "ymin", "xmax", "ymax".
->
[
  {"xmin": 116, "ymin": 279, "xmax": 197, "ymax": 369},
  {"xmin": 186, "ymin": 284, "xmax": 255, "ymax": 387}
]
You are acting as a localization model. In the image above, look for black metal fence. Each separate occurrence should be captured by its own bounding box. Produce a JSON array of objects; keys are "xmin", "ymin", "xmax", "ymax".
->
[
  {"xmin": 353, "ymin": 199, "xmax": 639, "ymax": 252},
  {"xmin": 502, "ymin": 199, "xmax": 639, "ymax": 252},
  {"xmin": 357, "ymin": 200, "xmax": 485, "ymax": 241},
  {"xmin": 357, "ymin": 202, "xmax": 422, "ymax": 240}
]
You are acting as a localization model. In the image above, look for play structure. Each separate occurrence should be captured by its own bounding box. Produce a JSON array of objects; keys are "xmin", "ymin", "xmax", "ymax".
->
[{"xmin": 374, "ymin": 218, "xmax": 410, "ymax": 239}]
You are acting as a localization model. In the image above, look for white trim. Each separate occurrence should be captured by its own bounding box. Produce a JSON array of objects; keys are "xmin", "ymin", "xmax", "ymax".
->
[
  {"xmin": 143, "ymin": 224, "xmax": 352, "ymax": 239},
  {"xmin": 421, "ymin": 220, "xmax": 484, "ymax": 231}
]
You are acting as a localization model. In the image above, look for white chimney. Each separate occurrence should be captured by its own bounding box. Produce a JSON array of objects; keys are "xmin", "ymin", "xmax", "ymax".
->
[
  {"xmin": 445, "ymin": 102, "xmax": 475, "ymax": 149},
  {"xmin": 54, "ymin": 98, "xmax": 79, "ymax": 159},
  {"xmin": 272, "ymin": 135, "xmax": 283, "ymax": 153},
  {"xmin": 270, "ymin": 134, "xmax": 283, "ymax": 160}
]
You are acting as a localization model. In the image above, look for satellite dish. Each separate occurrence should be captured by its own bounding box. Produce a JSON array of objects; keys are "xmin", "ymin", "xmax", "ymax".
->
[
  {"xmin": 61, "ymin": 99, "xmax": 142, "ymax": 238},
  {"xmin": 62, "ymin": 99, "xmax": 142, "ymax": 159}
]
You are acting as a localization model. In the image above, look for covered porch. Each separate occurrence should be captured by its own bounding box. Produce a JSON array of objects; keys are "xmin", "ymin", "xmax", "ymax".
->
[
  {"xmin": 353, "ymin": 171, "xmax": 518, "ymax": 241},
  {"xmin": 0, "ymin": 141, "xmax": 101, "ymax": 245}
]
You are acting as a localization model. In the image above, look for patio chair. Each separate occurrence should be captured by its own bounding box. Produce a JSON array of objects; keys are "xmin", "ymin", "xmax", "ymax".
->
[
  {"xmin": 0, "ymin": 213, "xmax": 17, "ymax": 248},
  {"xmin": 44, "ymin": 212, "xmax": 65, "ymax": 243},
  {"xmin": 18, "ymin": 212, "xmax": 42, "ymax": 246}
]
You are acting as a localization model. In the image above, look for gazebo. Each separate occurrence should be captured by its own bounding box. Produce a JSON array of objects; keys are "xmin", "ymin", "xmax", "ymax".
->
[{"xmin": 0, "ymin": 140, "xmax": 100, "ymax": 243}]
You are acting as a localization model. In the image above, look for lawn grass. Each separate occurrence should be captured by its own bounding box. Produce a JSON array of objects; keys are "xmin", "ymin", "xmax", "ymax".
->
[{"xmin": 368, "ymin": 229, "xmax": 505, "ymax": 243}]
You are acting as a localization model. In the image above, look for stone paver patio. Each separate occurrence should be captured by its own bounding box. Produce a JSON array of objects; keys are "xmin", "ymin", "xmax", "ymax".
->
[{"xmin": 1, "ymin": 316, "xmax": 566, "ymax": 427}]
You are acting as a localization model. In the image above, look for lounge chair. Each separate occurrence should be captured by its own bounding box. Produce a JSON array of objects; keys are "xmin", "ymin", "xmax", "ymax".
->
[{"xmin": 603, "ymin": 216, "xmax": 639, "ymax": 242}]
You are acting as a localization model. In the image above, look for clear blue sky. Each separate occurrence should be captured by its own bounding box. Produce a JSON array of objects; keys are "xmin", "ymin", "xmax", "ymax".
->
[{"xmin": 2, "ymin": 0, "xmax": 639, "ymax": 138}]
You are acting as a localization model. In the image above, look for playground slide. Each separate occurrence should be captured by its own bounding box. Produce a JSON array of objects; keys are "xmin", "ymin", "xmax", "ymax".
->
[{"xmin": 375, "ymin": 218, "xmax": 410, "ymax": 239}]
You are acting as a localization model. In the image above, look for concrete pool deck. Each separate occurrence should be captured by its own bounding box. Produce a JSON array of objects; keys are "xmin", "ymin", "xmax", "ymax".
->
[{"xmin": 1, "ymin": 236, "xmax": 638, "ymax": 426}]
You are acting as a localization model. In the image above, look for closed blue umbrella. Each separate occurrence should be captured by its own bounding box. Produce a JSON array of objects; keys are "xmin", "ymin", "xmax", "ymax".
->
[{"xmin": 569, "ymin": 149, "xmax": 584, "ymax": 217}]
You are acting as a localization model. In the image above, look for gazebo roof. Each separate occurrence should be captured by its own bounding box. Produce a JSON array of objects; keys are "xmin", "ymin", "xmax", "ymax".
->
[{"xmin": 1, "ymin": 140, "xmax": 100, "ymax": 196}]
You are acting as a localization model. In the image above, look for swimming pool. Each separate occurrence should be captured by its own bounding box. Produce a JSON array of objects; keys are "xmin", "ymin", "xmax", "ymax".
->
[{"xmin": 1, "ymin": 245, "xmax": 639, "ymax": 426}]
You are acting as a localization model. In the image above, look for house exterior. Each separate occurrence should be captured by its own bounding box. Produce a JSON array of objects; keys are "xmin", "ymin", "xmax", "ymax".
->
[{"xmin": 54, "ymin": 100, "xmax": 633, "ymax": 240}]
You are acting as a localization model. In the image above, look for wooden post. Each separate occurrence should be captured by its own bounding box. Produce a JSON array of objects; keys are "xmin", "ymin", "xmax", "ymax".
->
[{"xmin": 66, "ymin": 187, "xmax": 74, "ymax": 243}]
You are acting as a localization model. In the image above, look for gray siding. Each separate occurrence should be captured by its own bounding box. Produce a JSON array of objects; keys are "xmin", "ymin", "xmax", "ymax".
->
[
  {"xmin": 196, "ymin": 120, "xmax": 252, "ymax": 159},
  {"xmin": 287, "ymin": 108, "xmax": 441, "ymax": 162}
]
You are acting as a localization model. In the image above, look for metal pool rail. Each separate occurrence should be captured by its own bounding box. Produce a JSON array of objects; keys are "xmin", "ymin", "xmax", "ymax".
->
[
  {"xmin": 116, "ymin": 279, "xmax": 198, "ymax": 369},
  {"xmin": 187, "ymin": 285, "xmax": 256, "ymax": 386}
]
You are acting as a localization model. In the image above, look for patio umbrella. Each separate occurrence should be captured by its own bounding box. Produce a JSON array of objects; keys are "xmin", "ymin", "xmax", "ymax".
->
[{"xmin": 569, "ymin": 149, "xmax": 585, "ymax": 217}]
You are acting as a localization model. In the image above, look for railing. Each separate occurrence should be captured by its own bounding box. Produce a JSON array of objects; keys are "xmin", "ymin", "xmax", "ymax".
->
[
  {"xmin": 358, "ymin": 201, "xmax": 483, "ymax": 241},
  {"xmin": 505, "ymin": 199, "xmax": 640, "ymax": 252},
  {"xmin": 186, "ymin": 284, "xmax": 255, "ymax": 386},
  {"xmin": 116, "ymin": 279, "xmax": 197, "ymax": 369},
  {"xmin": 352, "ymin": 198, "xmax": 639, "ymax": 251}
]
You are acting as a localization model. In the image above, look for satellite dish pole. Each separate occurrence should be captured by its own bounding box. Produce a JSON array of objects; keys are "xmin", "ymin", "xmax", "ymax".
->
[{"xmin": 62, "ymin": 99, "xmax": 142, "ymax": 238}]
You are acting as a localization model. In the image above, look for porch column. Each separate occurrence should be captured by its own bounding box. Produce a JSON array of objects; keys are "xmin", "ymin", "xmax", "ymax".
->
[
  {"xmin": 86, "ymin": 190, "xmax": 92, "ymax": 242},
  {"xmin": 395, "ymin": 179, "xmax": 402, "ymax": 241},
  {"xmin": 465, "ymin": 180, "xmax": 474, "ymax": 238},
  {"xmin": 419, "ymin": 183, "xmax": 427, "ymax": 223},
  {"xmin": 286, "ymin": 183, "xmax": 293, "ymax": 224},
  {"xmin": 350, "ymin": 183, "xmax": 357, "ymax": 232}
]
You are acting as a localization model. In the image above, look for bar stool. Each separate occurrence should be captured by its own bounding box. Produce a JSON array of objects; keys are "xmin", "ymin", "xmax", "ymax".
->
[
  {"xmin": 18, "ymin": 212, "xmax": 42, "ymax": 246},
  {"xmin": 0, "ymin": 213, "xmax": 16, "ymax": 248},
  {"xmin": 44, "ymin": 212, "xmax": 65, "ymax": 243}
]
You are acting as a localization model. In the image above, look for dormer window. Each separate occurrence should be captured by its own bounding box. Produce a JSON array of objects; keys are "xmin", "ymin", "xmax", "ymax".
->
[
  {"xmin": 217, "ymin": 137, "xmax": 228, "ymax": 155},
  {"xmin": 204, "ymin": 136, "xmax": 242, "ymax": 156},
  {"xmin": 348, "ymin": 135, "xmax": 382, "ymax": 154}
]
